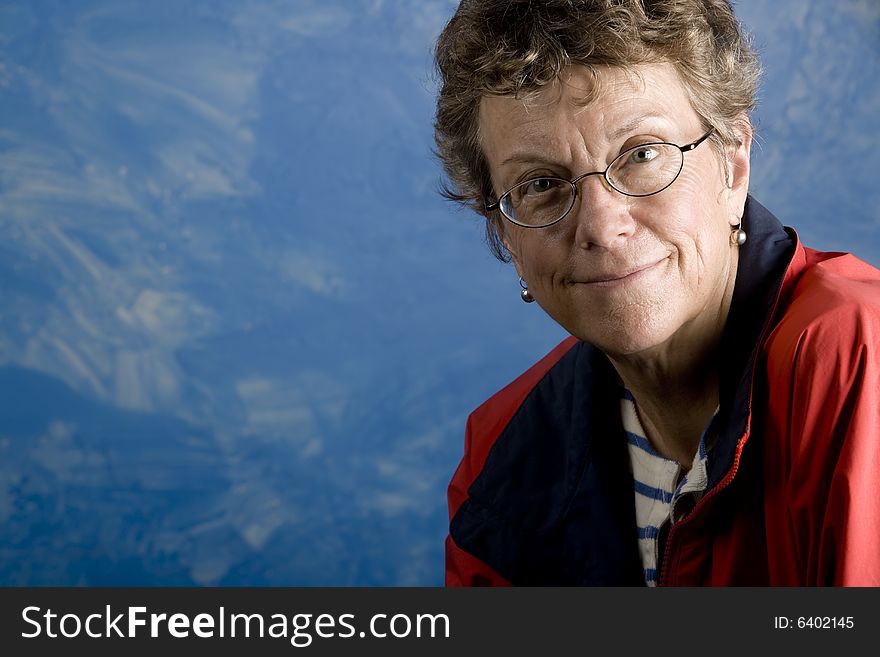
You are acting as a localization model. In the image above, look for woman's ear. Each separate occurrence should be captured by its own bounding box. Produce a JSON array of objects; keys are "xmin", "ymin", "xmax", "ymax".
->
[
  {"xmin": 495, "ymin": 216, "xmax": 522, "ymax": 272},
  {"xmin": 502, "ymin": 237, "xmax": 524, "ymax": 279},
  {"xmin": 726, "ymin": 115, "xmax": 753, "ymax": 223}
]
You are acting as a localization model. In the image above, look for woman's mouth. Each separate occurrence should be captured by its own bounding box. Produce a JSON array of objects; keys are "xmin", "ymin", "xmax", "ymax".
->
[{"xmin": 579, "ymin": 259, "xmax": 665, "ymax": 287}]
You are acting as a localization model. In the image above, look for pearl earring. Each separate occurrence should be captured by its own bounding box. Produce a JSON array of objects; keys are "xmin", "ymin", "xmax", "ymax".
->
[
  {"xmin": 730, "ymin": 218, "xmax": 747, "ymax": 246},
  {"xmin": 519, "ymin": 277, "xmax": 535, "ymax": 303}
]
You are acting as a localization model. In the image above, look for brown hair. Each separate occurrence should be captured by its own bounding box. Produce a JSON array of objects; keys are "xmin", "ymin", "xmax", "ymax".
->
[{"xmin": 433, "ymin": 0, "xmax": 761, "ymax": 261}]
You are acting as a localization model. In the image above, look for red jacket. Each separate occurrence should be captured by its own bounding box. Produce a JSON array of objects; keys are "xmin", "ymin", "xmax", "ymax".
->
[{"xmin": 446, "ymin": 198, "xmax": 880, "ymax": 586}]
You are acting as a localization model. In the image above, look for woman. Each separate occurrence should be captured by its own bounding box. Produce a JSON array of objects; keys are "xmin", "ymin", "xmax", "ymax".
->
[{"xmin": 434, "ymin": 0, "xmax": 880, "ymax": 585}]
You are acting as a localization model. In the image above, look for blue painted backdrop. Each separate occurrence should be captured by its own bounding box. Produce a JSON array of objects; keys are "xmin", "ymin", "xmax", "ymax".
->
[{"xmin": 1, "ymin": 0, "xmax": 877, "ymax": 585}]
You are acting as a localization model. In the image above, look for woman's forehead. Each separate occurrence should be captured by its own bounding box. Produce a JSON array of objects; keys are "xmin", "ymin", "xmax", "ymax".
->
[
  {"xmin": 478, "ymin": 63, "xmax": 695, "ymax": 160},
  {"xmin": 480, "ymin": 64, "xmax": 691, "ymax": 132}
]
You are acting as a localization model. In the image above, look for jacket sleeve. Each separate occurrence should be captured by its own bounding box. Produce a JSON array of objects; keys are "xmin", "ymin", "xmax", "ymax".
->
[
  {"xmin": 445, "ymin": 414, "xmax": 511, "ymax": 587},
  {"xmin": 771, "ymin": 271, "xmax": 880, "ymax": 585},
  {"xmin": 445, "ymin": 534, "xmax": 510, "ymax": 586}
]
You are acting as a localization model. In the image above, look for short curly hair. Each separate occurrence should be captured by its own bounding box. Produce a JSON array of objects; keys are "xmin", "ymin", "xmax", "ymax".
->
[{"xmin": 433, "ymin": 0, "xmax": 761, "ymax": 261}]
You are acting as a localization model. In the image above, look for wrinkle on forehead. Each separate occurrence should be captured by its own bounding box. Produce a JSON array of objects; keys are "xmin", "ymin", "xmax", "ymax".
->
[
  {"xmin": 564, "ymin": 66, "xmax": 650, "ymax": 116},
  {"xmin": 485, "ymin": 65, "xmax": 652, "ymax": 123},
  {"xmin": 503, "ymin": 66, "xmax": 600, "ymax": 112}
]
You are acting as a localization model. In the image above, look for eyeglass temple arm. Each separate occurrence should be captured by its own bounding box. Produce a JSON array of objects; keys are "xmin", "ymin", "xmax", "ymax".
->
[{"xmin": 680, "ymin": 128, "xmax": 715, "ymax": 152}]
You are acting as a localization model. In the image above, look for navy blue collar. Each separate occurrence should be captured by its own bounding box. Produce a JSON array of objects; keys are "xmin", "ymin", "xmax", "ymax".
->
[{"xmin": 709, "ymin": 196, "xmax": 796, "ymax": 487}]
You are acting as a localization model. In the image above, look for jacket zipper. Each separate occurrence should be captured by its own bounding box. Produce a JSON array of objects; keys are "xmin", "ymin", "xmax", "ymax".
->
[{"xmin": 658, "ymin": 432, "xmax": 747, "ymax": 585}]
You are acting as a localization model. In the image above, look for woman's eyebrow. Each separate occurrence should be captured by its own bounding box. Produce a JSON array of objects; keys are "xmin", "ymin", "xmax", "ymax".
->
[
  {"xmin": 608, "ymin": 114, "xmax": 668, "ymax": 141},
  {"xmin": 498, "ymin": 152, "xmax": 557, "ymax": 168}
]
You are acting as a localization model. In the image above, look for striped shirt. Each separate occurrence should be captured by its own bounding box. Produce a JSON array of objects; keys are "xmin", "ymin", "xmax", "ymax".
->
[{"xmin": 621, "ymin": 389, "xmax": 715, "ymax": 586}]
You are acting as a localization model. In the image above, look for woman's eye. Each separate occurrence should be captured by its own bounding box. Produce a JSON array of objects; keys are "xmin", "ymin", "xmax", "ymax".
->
[
  {"xmin": 524, "ymin": 178, "xmax": 558, "ymax": 195},
  {"xmin": 628, "ymin": 146, "xmax": 658, "ymax": 164}
]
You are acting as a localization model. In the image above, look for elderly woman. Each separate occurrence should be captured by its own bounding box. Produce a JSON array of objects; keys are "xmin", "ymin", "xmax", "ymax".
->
[{"xmin": 434, "ymin": 0, "xmax": 880, "ymax": 586}]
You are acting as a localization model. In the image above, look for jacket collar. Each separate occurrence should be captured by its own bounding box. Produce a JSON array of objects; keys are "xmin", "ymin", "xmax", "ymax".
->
[{"xmin": 708, "ymin": 196, "xmax": 796, "ymax": 487}]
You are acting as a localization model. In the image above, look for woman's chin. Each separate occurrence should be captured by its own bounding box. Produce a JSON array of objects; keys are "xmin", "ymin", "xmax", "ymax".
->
[{"xmin": 567, "ymin": 312, "xmax": 682, "ymax": 358}]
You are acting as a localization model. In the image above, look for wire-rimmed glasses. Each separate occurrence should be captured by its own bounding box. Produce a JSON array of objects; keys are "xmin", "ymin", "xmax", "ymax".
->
[{"xmin": 486, "ymin": 129, "xmax": 715, "ymax": 228}]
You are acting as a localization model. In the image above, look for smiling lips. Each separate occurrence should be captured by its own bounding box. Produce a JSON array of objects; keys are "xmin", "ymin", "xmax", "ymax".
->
[{"xmin": 579, "ymin": 258, "xmax": 665, "ymax": 286}]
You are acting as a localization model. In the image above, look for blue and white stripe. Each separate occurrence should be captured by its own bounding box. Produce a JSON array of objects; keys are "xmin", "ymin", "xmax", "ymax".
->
[{"xmin": 621, "ymin": 389, "xmax": 713, "ymax": 586}]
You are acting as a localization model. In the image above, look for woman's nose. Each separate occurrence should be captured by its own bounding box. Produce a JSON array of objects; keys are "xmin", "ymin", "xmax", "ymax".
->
[{"xmin": 571, "ymin": 175, "xmax": 637, "ymax": 250}]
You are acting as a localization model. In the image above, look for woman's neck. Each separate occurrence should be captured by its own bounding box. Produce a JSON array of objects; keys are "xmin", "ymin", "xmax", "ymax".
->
[
  {"xmin": 616, "ymin": 355, "xmax": 720, "ymax": 467},
  {"xmin": 609, "ymin": 258, "xmax": 737, "ymax": 466}
]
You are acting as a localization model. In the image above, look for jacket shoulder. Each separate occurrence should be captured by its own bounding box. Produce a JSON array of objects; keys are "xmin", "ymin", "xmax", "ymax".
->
[
  {"xmin": 448, "ymin": 336, "xmax": 578, "ymax": 515},
  {"xmin": 770, "ymin": 248, "xmax": 880, "ymax": 359},
  {"xmin": 468, "ymin": 336, "xmax": 579, "ymax": 438}
]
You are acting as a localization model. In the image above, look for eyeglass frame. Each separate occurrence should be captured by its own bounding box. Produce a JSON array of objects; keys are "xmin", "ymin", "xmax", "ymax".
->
[{"xmin": 485, "ymin": 128, "xmax": 716, "ymax": 229}]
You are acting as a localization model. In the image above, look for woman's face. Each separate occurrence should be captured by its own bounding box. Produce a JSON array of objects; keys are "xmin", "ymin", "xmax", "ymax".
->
[{"xmin": 479, "ymin": 63, "xmax": 751, "ymax": 357}]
